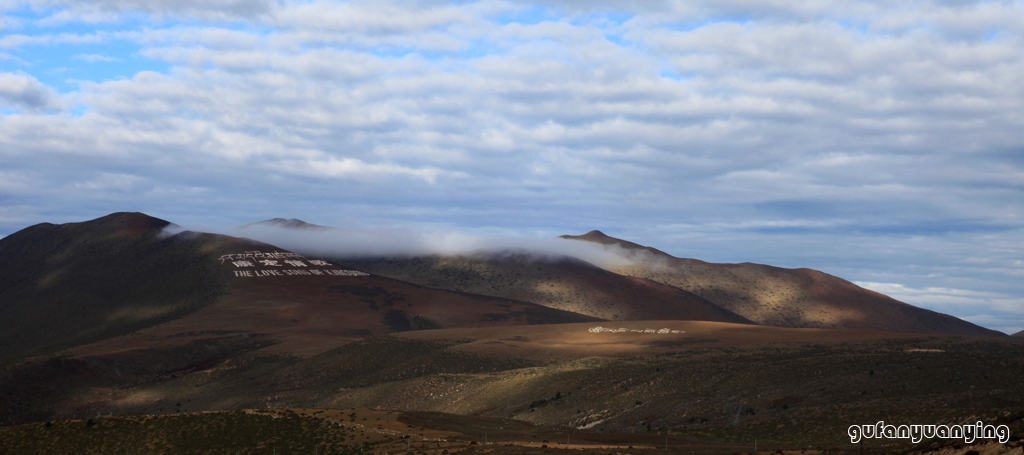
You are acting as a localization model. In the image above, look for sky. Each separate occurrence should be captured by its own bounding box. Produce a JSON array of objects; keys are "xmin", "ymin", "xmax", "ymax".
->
[{"xmin": 1, "ymin": 0, "xmax": 1022, "ymax": 334}]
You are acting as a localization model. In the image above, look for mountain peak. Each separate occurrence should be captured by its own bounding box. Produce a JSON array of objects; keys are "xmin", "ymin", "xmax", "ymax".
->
[
  {"xmin": 242, "ymin": 218, "xmax": 328, "ymax": 230},
  {"xmin": 85, "ymin": 212, "xmax": 172, "ymax": 236},
  {"xmin": 560, "ymin": 230, "xmax": 669, "ymax": 255},
  {"xmin": 560, "ymin": 230, "xmax": 617, "ymax": 244}
]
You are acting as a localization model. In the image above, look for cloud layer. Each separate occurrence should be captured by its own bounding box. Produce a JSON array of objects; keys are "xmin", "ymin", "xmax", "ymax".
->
[{"xmin": 1, "ymin": 0, "xmax": 1022, "ymax": 333}]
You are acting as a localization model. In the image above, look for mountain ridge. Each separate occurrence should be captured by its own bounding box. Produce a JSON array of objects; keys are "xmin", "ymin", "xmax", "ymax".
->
[{"xmin": 561, "ymin": 231, "xmax": 1003, "ymax": 337}]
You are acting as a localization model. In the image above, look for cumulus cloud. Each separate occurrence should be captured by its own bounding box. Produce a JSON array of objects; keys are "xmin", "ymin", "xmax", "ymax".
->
[
  {"xmin": 28, "ymin": 0, "xmax": 274, "ymax": 22},
  {"xmin": 0, "ymin": 72, "xmax": 62, "ymax": 111}
]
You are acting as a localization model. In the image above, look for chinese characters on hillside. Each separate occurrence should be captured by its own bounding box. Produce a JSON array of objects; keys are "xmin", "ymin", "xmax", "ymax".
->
[
  {"xmin": 218, "ymin": 251, "xmax": 369, "ymax": 278},
  {"xmin": 587, "ymin": 327, "xmax": 684, "ymax": 334}
]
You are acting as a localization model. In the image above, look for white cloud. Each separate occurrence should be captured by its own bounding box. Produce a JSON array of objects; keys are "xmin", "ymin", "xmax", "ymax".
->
[
  {"xmin": 73, "ymin": 53, "xmax": 120, "ymax": 62},
  {"xmin": 0, "ymin": 71, "xmax": 63, "ymax": 111},
  {"xmin": 277, "ymin": 156, "xmax": 459, "ymax": 184},
  {"xmin": 0, "ymin": 31, "xmax": 106, "ymax": 49},
  {"xmin": 73, "ymin": 172, "xmax": 145, "ymax": 191},
  {"xmin": 29, "ymin": 0, "xmax": 274, "ymax": 22},
  {"xmin": 208, "ymin": 221, "xmax": 639, "ymax": 269}
]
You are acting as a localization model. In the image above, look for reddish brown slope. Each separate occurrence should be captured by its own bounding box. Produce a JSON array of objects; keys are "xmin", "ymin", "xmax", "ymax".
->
[
  {"xmin": 561, "ymin": 230, "xmax": 1003, "ymax": 337},
  {"xmin": 337, "ymin": 253, "xmax": 752, "ymax": 325},
  {"xmin": 77, "ymin": 260, "xmax": 601, "ymax": 359}
]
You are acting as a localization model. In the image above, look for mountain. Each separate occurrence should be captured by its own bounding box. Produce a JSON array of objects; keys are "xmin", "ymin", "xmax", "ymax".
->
[
  {"xmin": 0, "ymin": 213, "xmax": 599, "ymax": 364},
  {"xmin": 561, "ymin": 230, "xmax": 1003, "ymax": 337},
  {"xmin": 1, "ymin": 213, "xmax": 1022, "ymax": 454},
  {"xmin": 0, "ymin": 212, "xmax": 249, "ymax": 362},
  {"xmin": 240, "ymin": 218, "xmax": 329, "ymax": 230},
  {"xmin": 337, "ymin": 253, "xmax": 752, "ymax": 324},
  {"xmin": 1013, "ymin": 329, "xmax": 1024, "ymax": 337}
]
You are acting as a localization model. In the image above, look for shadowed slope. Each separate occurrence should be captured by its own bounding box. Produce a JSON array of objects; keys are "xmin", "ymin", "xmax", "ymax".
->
[
  {"xmin": 81, "ymin": 268, "xmax": 602, "ymax": 360},
  {"xmin": 0, "ymin": 212, "xmax": 259, "ymax": 362},
  {"xmin": 337, "ymin": 253, "xmax": 751, "ymax": 324},
  {"xmin": 561, "ymin": 231, "xmax": 1003, "ymax": 336}
]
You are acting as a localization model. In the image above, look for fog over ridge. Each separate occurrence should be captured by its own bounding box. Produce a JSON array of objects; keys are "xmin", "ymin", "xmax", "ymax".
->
[{"xmin": 179, "ymin": 222, "xmax": 645, "ymax": 269}]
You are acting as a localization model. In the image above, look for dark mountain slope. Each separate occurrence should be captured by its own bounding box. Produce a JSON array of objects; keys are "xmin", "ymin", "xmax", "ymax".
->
[{"xmin": 0, "ymin": 212, "xmax": 255, "ymax": 362}]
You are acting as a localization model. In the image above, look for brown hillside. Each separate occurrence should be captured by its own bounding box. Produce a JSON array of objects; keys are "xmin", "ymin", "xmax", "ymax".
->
[
  {"xmin": 0, "ymin": 213, "xmax": 599, "ymax": 364},
  {"xmin": 0, "ymin": 212, "xmax": 258, "ymax": 362},
  {"xmin": 561, "ymin": 231, "xmax": 1003, "ymax": 337},
  {"xmin": 4, "ymin": 318, "xmax": 1021, "ymax": 450},
  {"xmin": 337, "ymin": 253, "xmax": 751, "ymax": 325},
  {"xmin": 73, "ymin": 261, "xmax": 601, "ymax": 360}
]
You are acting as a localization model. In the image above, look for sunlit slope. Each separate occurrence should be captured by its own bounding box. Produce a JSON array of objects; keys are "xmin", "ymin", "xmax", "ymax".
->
[
  {"xmin": 0, "ymin": 212, "xmax": 257, "ymax": 362},
  {"xmin": 561, "ymin": 230, "xmax": 1002, "ymax": 336},
  {"xmin": 338, "ymin": 253, "xmax": 751, "ymax": 324}
]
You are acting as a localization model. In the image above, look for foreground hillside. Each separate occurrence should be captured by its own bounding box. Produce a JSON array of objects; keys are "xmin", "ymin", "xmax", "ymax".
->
[
  {"xmin": 3, "ymin": 319, "xmax": 1022, "ymax": 452},
  {"xmin": 562, "ymin": 231, "xmax": 1002, "ymax": 336},
  {"xmin": 3, "ymin": 405, "xmax": 1022, "ymax": 455}
]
